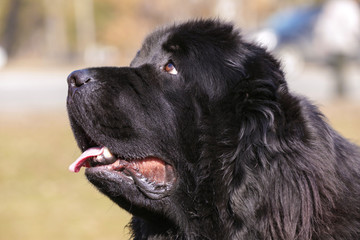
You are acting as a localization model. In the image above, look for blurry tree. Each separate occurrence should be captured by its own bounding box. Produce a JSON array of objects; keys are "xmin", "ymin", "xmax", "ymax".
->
[
  {"xmin": 1, "ymin": 0, "xmax": 21, "ymax": 57},
  {"xmin": 0, "ymin": 0, "xmax": 47, "ymax": 61},
  {"xmin": 44, "ymin": 0, "xmax": 69, "ymax": 60},
  {"xmin": 74, "ymin": 0, "xmax": 96, "ymax": 56}
]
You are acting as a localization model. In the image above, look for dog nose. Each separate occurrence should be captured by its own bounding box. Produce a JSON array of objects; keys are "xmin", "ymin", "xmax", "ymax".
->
[
  {"xmin": 67, "ymin": 70, "xmax": 94, "ymax": 97},
  {"xmin": 67, "ymin": 70, "xmax": 93, "ymax": 88}
]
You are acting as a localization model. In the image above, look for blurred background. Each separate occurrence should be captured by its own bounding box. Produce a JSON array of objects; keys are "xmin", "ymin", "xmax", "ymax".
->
[{"xmin": 0, "ymin": 0, "xmax": 359, "ymax": 239}]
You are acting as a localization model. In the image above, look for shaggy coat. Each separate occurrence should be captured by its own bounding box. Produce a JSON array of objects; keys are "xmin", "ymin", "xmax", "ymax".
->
[{"xmin": 67, "ymin": 20, "xmax": 360, "ymax": 239}]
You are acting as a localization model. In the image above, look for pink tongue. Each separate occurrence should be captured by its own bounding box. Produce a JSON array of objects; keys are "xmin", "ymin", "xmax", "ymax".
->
[{"xmin": 69, "ymin": 147, "xmax": 104, "ymax": 173}]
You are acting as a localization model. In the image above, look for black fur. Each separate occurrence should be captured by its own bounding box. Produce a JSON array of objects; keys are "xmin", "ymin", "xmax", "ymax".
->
[{"xmin": 66, "ymin": 19, "xmax": 360, "ymax": 239}]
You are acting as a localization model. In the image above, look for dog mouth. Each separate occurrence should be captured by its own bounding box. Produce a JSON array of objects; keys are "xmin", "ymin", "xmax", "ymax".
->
[{"xmin": 69, "ymin": 146, "xmax": 176, "ymax": 199}]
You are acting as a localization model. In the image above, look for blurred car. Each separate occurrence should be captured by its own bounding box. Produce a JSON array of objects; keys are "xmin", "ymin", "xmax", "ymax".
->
[{"xmin": 252, "ymin": 0, "xmax": 360, "ymax": 76}]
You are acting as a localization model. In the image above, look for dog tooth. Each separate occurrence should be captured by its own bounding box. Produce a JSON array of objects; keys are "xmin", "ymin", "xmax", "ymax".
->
[
  {"xmin": 103, "ymin": 147, "xmax": 116, "ymax": 161},
  {"xmin": 95, "ymin": 154, "xmax": 105, "ymax": 162}
]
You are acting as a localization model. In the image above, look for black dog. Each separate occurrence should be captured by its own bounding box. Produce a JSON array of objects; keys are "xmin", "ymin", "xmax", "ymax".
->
[{"xmin": 67, "ymin": 19, "xmax": 360, "ymax": 239}]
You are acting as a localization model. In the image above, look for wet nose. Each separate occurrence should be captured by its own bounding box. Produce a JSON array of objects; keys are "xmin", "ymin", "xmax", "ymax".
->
[{"xmin": 67, "ymin": 69, "xmax": 93, "ymax": 88}]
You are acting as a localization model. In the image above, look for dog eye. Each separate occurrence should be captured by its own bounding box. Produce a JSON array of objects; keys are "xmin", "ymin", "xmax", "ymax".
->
[{"xmin": 164, "ymin": 62, "xmax": 178, "ymax": 75}]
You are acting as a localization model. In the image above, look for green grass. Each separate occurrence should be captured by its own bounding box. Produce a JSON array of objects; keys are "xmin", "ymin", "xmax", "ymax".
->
[{"xmin": 0, "ymin": 102, "xmax": 359, "ymax": 240}]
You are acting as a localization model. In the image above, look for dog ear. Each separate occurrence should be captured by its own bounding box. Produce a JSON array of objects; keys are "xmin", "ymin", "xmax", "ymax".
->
[
  {"xmin": 215, "ymin": 45, "xmax": 288, "ymax": 193},
  {"xmin": 219, "ymin": 45, "xmax": 289, "ymax": 234},
  {"xmin": 229, "ymin": 43, "xmax": 287, "ymax": 146}
]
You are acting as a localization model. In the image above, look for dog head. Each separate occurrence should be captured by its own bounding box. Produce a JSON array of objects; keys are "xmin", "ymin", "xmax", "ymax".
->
[{"xmin": 67, "ymin": 19, "xmax": 286, "ymax": 238}]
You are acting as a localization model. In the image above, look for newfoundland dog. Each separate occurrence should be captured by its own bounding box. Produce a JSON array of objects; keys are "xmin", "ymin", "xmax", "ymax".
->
[{"xmin": 67, "ymin": 19, "xmax": 360, "ymax": 239}]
